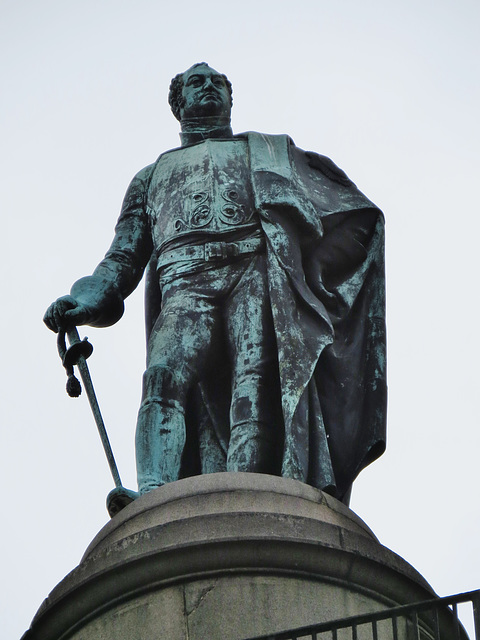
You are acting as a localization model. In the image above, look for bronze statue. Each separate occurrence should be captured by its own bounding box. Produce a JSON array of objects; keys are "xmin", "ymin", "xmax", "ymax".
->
[{"xmin": 44, "ymin": 63, "xmax": 386, "ymax": 506}]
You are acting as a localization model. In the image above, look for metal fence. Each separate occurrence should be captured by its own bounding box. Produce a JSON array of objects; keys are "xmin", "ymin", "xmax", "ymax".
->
[{"xmin": 245, "ymin": 590, "xmax": 480, "ymax": 640}]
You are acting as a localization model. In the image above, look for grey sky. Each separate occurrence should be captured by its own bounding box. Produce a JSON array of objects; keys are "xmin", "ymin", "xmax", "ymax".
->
[{"xmin": 1, "ymin": 1, "xmax": 479, "ymax": 637}]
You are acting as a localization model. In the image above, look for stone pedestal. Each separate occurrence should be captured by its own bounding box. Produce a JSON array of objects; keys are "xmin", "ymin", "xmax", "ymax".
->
[{"xmin": 24, "ymin": 474, "xmax": 443, "ymax": 640}]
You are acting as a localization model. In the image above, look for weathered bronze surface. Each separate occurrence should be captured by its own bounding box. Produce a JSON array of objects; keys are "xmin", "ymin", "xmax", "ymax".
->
[{"xmin": 44, "ymin": 63, "xmax": 386, "ymax": 505}]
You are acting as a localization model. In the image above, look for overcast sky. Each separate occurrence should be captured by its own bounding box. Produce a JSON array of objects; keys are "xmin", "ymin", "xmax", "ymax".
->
[{"xmin": 1, "ymin": 1, "xmax": 479, "ymax": 638}]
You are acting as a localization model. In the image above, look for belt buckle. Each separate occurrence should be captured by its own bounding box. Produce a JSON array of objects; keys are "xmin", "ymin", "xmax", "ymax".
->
[
  {"xmin": 205, "ymin": 242, "xmax": 221, "ymax": 261},
  {"xmin": 205, "ymin": 242, "xmax": 238, "ymax": 261}
]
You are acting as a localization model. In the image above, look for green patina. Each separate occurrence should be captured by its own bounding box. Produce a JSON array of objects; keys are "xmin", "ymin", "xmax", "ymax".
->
[{"xmin": 45, "ymin": 63, "xmax": 386, "ymax": 510}]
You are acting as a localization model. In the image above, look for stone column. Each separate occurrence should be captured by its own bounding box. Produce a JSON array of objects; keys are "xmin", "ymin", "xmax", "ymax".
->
[{"xmin": 22, "ymin": 473, "xmax": 449, "ymax": 640}]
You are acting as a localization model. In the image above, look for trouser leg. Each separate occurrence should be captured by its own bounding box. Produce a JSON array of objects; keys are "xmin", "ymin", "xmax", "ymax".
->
[{"xmin": 225, "ymin": 255, "xmax": 280, "ymax": 473}]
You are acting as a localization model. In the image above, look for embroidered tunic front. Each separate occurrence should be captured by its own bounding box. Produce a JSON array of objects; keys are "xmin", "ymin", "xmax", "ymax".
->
[{"xmin": 147, "ymin": 139, "xmax": 260, "ymax": 253}]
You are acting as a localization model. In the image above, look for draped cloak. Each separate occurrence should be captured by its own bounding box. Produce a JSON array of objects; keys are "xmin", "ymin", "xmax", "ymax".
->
[{"xmin": 71, "ymin": 132, "xmax": 387, "ymax": 505}]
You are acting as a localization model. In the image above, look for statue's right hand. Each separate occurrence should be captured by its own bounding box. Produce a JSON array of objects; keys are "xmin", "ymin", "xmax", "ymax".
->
[{"xmin": 43, "ymin": 295, "xmax": 90, "ymax": 333}]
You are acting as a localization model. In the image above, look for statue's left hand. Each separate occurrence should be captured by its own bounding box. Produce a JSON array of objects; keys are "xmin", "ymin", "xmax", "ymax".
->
[{"xmin": 43, "ymin": 295, "xmax": 92, "ymax": 333}]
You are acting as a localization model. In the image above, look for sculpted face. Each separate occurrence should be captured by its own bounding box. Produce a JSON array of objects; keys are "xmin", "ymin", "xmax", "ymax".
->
[{"xmin": 180, "ymin": 64, "xmax": 232, "ymax": 120}]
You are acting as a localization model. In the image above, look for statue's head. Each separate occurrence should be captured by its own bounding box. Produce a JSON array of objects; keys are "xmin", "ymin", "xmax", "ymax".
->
[{"xmin": 168, "ymin": 63, "xmax": 233, "ymax": 122}]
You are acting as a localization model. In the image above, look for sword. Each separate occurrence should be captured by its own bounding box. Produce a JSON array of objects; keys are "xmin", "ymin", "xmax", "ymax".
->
[{"xmin": 57, "ymin": 327, "xmax": 138, "ymax": 516}]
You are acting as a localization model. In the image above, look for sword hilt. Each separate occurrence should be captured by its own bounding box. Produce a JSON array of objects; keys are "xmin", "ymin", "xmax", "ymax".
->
[
  {"xmin": 57, "ymin": 328, "xmax": 93, "ymax": 397},
  {"xmin": 56, "ymin": 331, "xmax": 82, "ymax": 396},
  {"xmin": 64, "ymin": 330, "xmax": 94, "ymax": 368}
]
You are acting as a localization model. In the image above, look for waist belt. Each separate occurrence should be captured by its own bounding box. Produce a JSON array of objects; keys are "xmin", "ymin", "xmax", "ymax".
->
[{"xmin": 157, "ymin": 236, "xmax": 265, "ymax": 270}]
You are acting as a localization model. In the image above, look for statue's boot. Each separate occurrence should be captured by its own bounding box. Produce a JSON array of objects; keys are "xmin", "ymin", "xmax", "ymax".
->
[
  {"xmin": 227, "ymin": 377, "xmax": 279, "ymax": 474},
  {"xmin": 135, "ymin": 366, "xmax": 187, "ymax": 494}
]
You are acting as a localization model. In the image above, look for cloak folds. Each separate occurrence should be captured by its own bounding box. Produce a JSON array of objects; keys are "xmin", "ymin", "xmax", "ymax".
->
[
  {"xmin": 73, "ymin": 133, "xmax": 387, "ymax": 505},
  {"xmin": 247, "ymin": 133, "xmax": 386, "ymax": 503}
]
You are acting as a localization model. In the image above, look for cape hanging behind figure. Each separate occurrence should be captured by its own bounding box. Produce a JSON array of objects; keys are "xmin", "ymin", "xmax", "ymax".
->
[{"xmin": 44, "ymin": 63, "xmax": 386, "ymax": 512}]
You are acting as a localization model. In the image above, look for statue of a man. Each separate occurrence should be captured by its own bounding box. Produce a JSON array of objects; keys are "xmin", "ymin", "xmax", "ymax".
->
[{"xmin": 44, "ymin": 63, "xmax": 386, "ymax": 505}]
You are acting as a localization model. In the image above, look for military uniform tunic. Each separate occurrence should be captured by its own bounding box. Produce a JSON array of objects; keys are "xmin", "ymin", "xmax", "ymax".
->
[
  {"xmin": 135, "ymin": 138, "xmax": 278, "ymax": 492},
  {"xmin": 148, "ymin": 138, "xmax": 259, "ymax": 253}
]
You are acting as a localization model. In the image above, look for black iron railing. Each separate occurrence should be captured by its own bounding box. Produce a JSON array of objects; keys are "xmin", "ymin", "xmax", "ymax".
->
[{"xmin": 245, "ymin": 590, "xmax": 480, "ymax": 640}]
